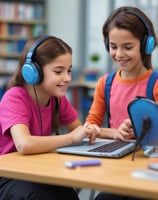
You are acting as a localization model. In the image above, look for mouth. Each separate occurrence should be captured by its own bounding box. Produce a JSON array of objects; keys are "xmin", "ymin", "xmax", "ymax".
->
[
  {"xmin": 57, "ymin": 84, "xmax": 69, "ymax": 87},
  {"xmin": 57, "ymin": 85, "xmax": 68, "ymax": 91},
  {"xmin": 116, "ymin": 59, "xmax": 129, "ymax": 66}
]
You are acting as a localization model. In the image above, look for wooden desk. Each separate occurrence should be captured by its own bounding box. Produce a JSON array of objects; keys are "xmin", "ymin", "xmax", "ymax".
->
[{"xmin": 0, "ymin": 151, "xmax": 157, "ymax": 199}]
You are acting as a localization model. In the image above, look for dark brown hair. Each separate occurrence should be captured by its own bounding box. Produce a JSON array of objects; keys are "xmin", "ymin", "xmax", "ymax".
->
[
  {"xmin": 7, "ymin": 35, "xmax": 72, "ymax": 134},
  {"xmin": 103, "ymin": 6, "xmax": 158, "ymax": 69}
]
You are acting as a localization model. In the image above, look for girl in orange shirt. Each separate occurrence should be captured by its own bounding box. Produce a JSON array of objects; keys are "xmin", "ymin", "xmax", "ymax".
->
[
  {"xmin": 94, "ymin": 5, "xmax": 157, "ymax": 200},
  {"xmin": 85, "ymin": 6, "xmax": 158, "ymax": 142}
]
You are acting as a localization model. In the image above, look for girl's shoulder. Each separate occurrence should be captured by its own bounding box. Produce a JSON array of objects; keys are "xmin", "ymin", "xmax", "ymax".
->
[
  {"xmin": 3, "ymin": 86, "xmax": 26, "ymax": 97},
  {"xmin": 96, "ymin": 71, "xmax": 118, "ymax": 90},
  {"xmin": 96, "ymin": 73, "xmax": 110, "ymax": 87},
  {"xmin": 1, "ymin": 86, "xmax": 30, "ymax": 104}
]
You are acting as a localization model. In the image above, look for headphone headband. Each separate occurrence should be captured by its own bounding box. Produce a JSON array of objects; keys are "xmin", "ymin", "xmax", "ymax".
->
[
  {"xmin": 26, "ymin": 35, "xmax": 52, "ymax": 62},
  {"xmin": 126, "ymin": 10, "xmax": 152, "ymax": 36},
  {"xmin": 105, "ymin": 10, "xmax": 155, "ymax": 55}
]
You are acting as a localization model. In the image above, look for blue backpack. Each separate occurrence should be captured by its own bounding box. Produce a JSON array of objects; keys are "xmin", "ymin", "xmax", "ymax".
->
[{"xmin": 104, "ymin": 71, "xmax": 158, "ymax": 127}]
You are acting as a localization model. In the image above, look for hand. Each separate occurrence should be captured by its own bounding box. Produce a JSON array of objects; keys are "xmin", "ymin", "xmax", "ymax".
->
[
  {"xmin": 70, "ymin": 125, "xmax": 97, "ymax": 144},
  {"xmin": 84, "ymin": 122, "xmax": 101, "ymax": 139},
  {"xmin": 114, "ymin": 119, "xmax": 135, "ymax": 141}
]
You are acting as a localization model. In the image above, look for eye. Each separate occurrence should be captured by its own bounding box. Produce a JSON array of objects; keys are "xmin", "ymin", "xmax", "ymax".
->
[
  {"xmin": 54, "ymin": 71, "xmax": 62, "ymax": 75},
  {"xmin": 110, "ymin": 44, "xmax": 117, "ymax": 50},
  {"xmin": 125, "ymin": 46, "xmax": 133, "ymax": 50},
  {"xmin": 111, "ymin": 46, "xmax": 117, "ymax": 50},
  {"xmin": 68, "ymin": 69, "xmax": 72, "ymax": 73}
]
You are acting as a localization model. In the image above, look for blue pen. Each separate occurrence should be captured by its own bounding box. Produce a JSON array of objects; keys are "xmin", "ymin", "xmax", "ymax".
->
[{"xmin": 65, "ymin": 159, "xmax": 101, "ymax": 168}]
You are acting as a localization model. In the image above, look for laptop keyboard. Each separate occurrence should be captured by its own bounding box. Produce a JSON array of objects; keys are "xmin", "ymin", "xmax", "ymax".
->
[{"xmin": 88, "ymin": 140, "xmax": 130, "ymax": 153}]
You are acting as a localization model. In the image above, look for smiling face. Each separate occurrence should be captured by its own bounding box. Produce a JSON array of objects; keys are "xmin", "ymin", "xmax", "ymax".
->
[
  {"xmin": 38, "ymin": 53, "xmax": 72, "ymax": 101},
  {"xmin": 109, "ymin": 27, "xmax": 144, "ymax": 77}
]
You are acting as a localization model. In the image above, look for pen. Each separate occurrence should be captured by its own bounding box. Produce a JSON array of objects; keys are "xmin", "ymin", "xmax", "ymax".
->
[{"xmin": 65, "ymin": 159, "xmax": 101, "ymax": 168}]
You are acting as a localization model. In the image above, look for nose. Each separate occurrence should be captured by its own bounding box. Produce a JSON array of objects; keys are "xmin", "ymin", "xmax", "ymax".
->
[
  {"xmin": 116, "ymin": 48, "xmax": 124, "ymax": 58},
  {"xmin": 63, "ymin": 72, "xmax": 71, "ymax": 82}
]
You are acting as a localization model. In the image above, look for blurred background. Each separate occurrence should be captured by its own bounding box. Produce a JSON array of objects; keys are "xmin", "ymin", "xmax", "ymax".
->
[{"xmin": 0, "ymin": 0, "xmax": 158, "ymax": 123}]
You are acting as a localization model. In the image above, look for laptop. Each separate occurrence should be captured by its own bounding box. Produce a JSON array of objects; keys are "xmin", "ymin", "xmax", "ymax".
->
[{"xmin": 56, "ymin": 138, "xmax": 136, "ymax": 158}]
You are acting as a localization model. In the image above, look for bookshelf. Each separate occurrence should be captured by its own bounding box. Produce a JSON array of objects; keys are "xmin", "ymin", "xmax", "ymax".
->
[{"xmin": 0, "ymin": 0, "xmax": 47, "ymax": 75}]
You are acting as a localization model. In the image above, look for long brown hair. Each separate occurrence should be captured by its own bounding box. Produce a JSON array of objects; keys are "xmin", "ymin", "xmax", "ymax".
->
[
  {"xmin": 7, "ymin": 35, "xmax": 72, "ymax": 134},
  {"xmin": 103, "ymin": 6, "xmax": 158, "ymax": 69}
]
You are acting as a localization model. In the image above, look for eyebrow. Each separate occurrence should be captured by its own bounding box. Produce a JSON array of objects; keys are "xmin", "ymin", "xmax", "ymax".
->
[
  {"xmin": 54, "ymin": 65, "xmax": 72, "ymax": 69},
  {"xmin": 110, "ymin": 42, "xmax": 133, "ymax": 45}
]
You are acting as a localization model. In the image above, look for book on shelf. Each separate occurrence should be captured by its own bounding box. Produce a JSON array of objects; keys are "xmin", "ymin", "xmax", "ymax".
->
[
  {"xmin": 0, "ymin": 41, "xmax": 7, "ymax": 53},
  {"xmin": 0, "ymin": 24, "xmax": 45, "ymax": 38},
  {"xmin": 0, "ymin": 23, "xmax": 7, "ymax": 35},
  {"xmin": 0, "ymin": 0, "xmax": 46, "ymax": 76},
  {"xmin": 0, "ymin": 40, "xmax": 27, "ymax": 54},
  {"xmin": 7, "ymin": 24, "xmax": 32, "ymax": 37},
  {"xmin": 0, "ymin": 58, "xmax": 18, "ymax": 73},
  {"xmin": 0, "ymin": 2, "xmax": 44, "ymax": 20},
  {"xmin": 32, "ymin": 24, "xmax": 45, "ymax": 36}
]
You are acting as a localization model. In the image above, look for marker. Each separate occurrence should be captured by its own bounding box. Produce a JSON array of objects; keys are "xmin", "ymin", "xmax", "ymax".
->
[{"xmin": 65, "ymin": 159, "xmax": 101, "ymax": 168}]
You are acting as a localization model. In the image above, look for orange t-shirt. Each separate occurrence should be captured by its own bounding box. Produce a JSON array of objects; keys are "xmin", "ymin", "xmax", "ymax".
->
[{"xmin": 86, "ymin": 69, "xmax": 158, "ymax": 128}]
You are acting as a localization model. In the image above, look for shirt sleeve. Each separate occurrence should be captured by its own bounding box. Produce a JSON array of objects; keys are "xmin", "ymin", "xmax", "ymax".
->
[
  {"xmin": 85, "ymin": 75, "xmax": 108, "ymax": 126},
  {"xmin": 0, "ymin": 90, "xmax": 29, "ymax": 136}
]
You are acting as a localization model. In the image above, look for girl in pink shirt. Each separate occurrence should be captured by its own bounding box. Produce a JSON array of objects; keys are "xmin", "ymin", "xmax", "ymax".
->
[{"xmin": 0, "ymin": 36, "xmax": 96, "ymax": 200}]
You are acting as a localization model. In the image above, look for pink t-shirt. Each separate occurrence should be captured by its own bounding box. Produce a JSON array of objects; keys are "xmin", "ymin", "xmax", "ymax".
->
[
  {"xmin": 86, "ymin": 69, "xmax": 158, "ymax": 128},
  {"xmin": 0, "ymin": 86, "xmax": 78, "ymax": 155}
]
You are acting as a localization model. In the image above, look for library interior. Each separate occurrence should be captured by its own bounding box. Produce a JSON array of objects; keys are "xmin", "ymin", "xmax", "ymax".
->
[
  {"xmin": 0, "ymin": 0, "xmax": 158, "ymax": 123},
  {"xmin": 0, "ymin": 1, "xmax": 158, "ymax": 199}
]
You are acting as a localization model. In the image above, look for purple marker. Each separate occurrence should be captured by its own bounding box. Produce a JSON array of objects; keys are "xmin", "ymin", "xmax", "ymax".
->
[{"xmin": 65, "ymin": 159, "xmax": 101, "ymax": 168}]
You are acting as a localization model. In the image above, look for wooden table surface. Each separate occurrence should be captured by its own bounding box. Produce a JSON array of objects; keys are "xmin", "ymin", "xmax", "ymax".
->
[{"xmin": 0, "ymin": 150, "xmax": 157, "ymax": 199}]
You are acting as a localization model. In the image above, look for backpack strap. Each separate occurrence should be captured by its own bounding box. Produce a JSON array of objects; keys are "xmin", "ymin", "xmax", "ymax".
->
[
  {"xmin": 104, "ymin": 71, "xmax": 116, "ymax": 127},
  {"xmin": 146, "ymin": 71, "xmax": 158, "ymax": 100},
  {"xmin": 104, "ymin": 71, "xmax": 158, "ymax": 128}
]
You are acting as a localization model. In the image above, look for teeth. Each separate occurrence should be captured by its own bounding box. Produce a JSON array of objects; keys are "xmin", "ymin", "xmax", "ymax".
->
[{"xmin": 118, "ymin": 60, "xmax": 127, "ymax": 64}]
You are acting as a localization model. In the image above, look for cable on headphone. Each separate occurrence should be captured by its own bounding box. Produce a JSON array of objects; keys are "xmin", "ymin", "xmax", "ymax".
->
[{"xmin": 33, "ymin": 86, "xmax": 43, "ymax": 136}]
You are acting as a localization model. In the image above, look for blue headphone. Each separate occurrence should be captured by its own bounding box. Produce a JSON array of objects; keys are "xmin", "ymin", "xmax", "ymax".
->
[
  {"xmin": 105, "ymin": 10, "xmax": 155, "ymax": 55},
  {"xmin": 22, "ymin": 35, "xmax": 52, "ymax": 85}
]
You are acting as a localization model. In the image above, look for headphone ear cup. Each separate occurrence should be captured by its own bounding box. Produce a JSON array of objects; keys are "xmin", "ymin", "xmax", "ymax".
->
[
  {"xmin": 141, "ymin": 35, "xmax": 155, "ymax": 55},
  {"xmin": 145, "ymin": 35, "xmax": 155, "ymax": 55},
  {"xmin": 33, "ymin": 62, "xmax": 43, "ymax": 84},
  {"xmin": 105, "ymin": 38, "xmax": 109, "ymax": 52},
  {"xmin": 141, "ymin": 35, "xmax": 147, "ymax": 54},
  {"xmin": 22, "ymin": 62, "xmax": 43, "ymax": 85}
]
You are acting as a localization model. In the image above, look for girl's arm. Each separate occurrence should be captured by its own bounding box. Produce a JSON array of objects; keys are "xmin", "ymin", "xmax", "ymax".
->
[
  {"xmin": 65, "ymin": 118, "xmax": 82, "ymax": 131},
  {"xmin": 10, "ymin": 121, "xmax": 96, "ymax": 155},
  {"xmin": 101, "ymin": 119, "xmax": 135, "ymax": 140},
  {"xmin": 85, "ymin": 119, "xmax": 135, "ymax": 141},
  {"xmin": 84, "ymin": 123, "xmax": 117, "ymax": 139}
]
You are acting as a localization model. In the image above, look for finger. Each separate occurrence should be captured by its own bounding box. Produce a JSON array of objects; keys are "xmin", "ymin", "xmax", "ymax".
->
[
  {"xmin": 114, "ymin": 133, "xmax": 124, "ymax": 141},
  {"xmin": 86, "ymin": 129, "xmax": 96, "ymax": 144},
  {"xmin": 118, "ymin": 128, "xmax": 130, "ymax": 137},
  {"xmin": 93, "ymin": 125, "xmax": 101, "ymax": 135},
  {"xmin": 84, "ymin": 122, "xmax": 90, "ymax": 127},
  {"xmin": 87, "ymin": 124, "xmax": 101, "ymax": 137},
  {"xmin": 124, "ymin": 119, "xmax": 132, "ymax": 128},
  {"xmin": 89, "ymin": 133, "xmax": 96, "ymax": 144}
]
